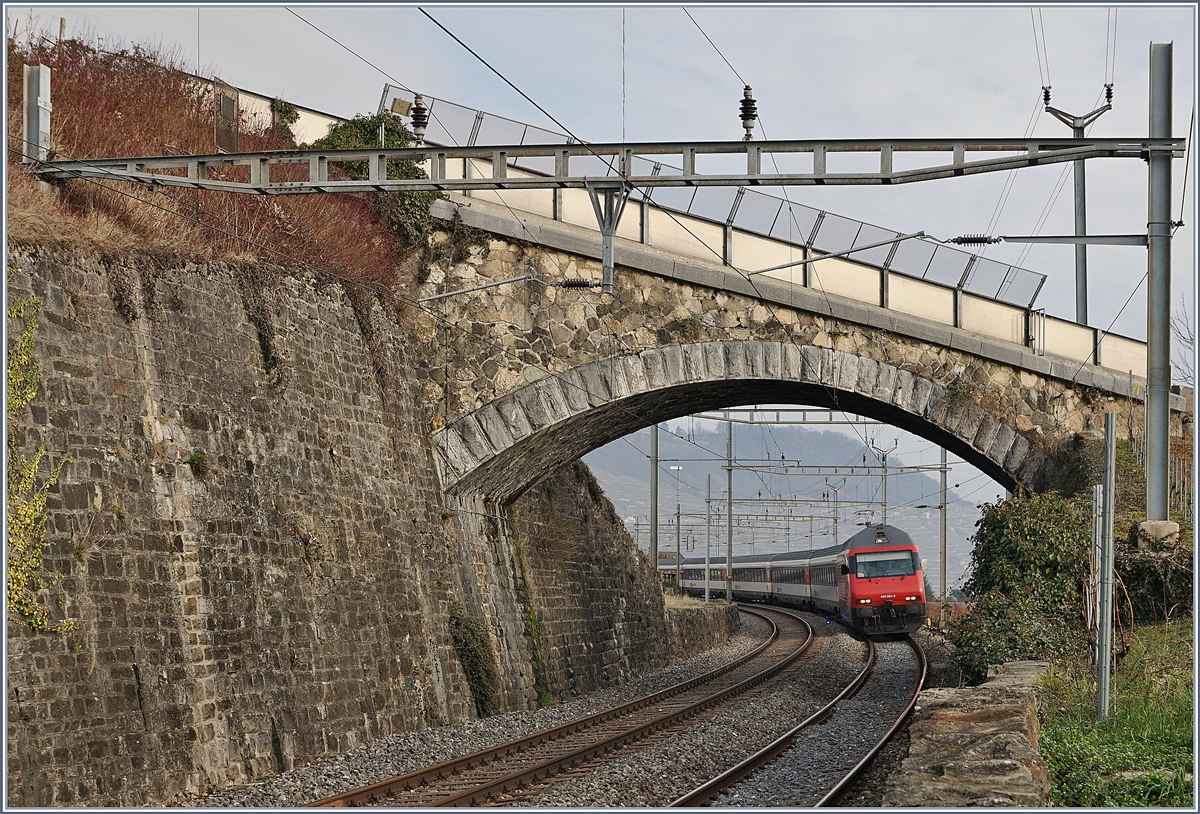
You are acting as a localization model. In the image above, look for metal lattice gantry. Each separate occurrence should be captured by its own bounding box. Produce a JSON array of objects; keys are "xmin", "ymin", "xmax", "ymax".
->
[{"xmin": 30, "ymin": 136, "xmax": 1183, "ymax": 194}]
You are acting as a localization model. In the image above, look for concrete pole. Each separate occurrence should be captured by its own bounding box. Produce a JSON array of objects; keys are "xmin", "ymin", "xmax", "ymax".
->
[
  {"xmin": 650, "ymin": 423, "xmax": 659, "ymax": 570},
  {"xmin": 705, "ymin": 474, "xmax": 712, "ymax": 603},
  {"xmin": 1098, "ymin": 413, "xmax": 1117, "ymax": 718},
  {"xmin": 725, "ymin": 415, "xmax": 734, "ymax": 602},
  {"xmin": 1146, "ymin": 42, "xmax": 1173, "ymax": 521},
  {"xmin": 939, "ymin": 447, "xmax": 948, "ymax": 629},
  {"xmin": 1073, "ymin": 122, "xmax": 1090, "ymax": 325}
]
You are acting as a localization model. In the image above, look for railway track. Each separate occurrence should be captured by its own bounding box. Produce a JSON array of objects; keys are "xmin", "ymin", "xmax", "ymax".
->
[
  {"xmin": 308, "ymin": 605, "xmax": 812, "ymax": 807},
  {"xmin": 670, "ymin": 634, "xmax": 926, "ymax": 807}
]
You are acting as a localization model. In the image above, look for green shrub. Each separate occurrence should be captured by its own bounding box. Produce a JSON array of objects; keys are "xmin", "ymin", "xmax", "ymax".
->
[
  {"xmin": 187, "ymin": 450, "xmax": 209, "ymax": 477},
  {"xmin": 448, "ymin": 600, "xmax": 500, "ymax": 717},
  {"xmin": 307, "ymin": 114, "xmax": 436, "ymax": 252},
  {"xmin": 949, "ymin": 491, "xmax": 1089, "ymax": 682}
]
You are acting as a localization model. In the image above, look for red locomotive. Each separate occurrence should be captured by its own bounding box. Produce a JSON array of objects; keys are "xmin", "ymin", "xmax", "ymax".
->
[{"xmin": 671, "ymin": 524, "xmax": 927, "ymax": 636}]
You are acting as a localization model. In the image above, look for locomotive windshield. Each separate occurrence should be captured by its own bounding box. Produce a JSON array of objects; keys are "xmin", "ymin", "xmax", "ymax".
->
[{"xmin": 854, "ymin": 550, "xmax": 916, "ymax": 578}]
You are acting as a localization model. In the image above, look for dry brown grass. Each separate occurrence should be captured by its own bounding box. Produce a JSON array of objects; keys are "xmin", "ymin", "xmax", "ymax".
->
[
  {"xmin": 6, "ymin": 28, "xmax": 411, "ymax": 291},
  {"xmin": 663, "ymin": 592, "xmax": 709, "ymax": 609}
]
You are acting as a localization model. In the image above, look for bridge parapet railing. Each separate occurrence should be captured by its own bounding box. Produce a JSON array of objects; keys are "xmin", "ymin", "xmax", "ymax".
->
[{"xmin": 380, "ymin": 86, "xmax": 1146, "ymax": 379}]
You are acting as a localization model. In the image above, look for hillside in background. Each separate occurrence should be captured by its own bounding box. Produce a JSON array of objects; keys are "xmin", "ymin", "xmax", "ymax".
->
[{"xmin": 584, "ymin": 422, "xmax": 987, "ymax": 593}]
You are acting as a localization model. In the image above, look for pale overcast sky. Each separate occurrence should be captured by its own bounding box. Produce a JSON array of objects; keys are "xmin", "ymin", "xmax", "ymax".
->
[{"xmin": 8, "ymin": 2, "xmax": 1198, "ymax": 507}]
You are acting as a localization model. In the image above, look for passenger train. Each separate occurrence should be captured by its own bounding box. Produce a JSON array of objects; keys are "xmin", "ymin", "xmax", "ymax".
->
[{"xmin": 665, "ymin": 524, "xmax": 926, "ymax": 636}]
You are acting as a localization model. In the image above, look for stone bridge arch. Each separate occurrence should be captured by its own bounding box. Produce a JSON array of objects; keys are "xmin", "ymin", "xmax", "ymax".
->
[
  {"xmin": 416, "ymin": 211, "xmax": 1179, "ymax": 506},
  {"xmin": 434, "ymin": 340, "xmax": 1052, "ymax": 505}
]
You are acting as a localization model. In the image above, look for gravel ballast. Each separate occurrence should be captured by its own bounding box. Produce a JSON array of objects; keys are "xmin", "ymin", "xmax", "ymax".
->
[
  {"xmin": 517, "ymin": 613, "xmax": 868, "ymax": 807},
  {"xmin": 712, "ymin": 637, "xmax": 921, "ymax": 807}
]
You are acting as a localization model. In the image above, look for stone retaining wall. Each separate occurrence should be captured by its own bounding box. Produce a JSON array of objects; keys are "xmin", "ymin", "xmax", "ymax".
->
[
  {"xmin": 665, "ymin": 602, "xmax": 740, "ymax": 665},
  {"xmin": 3, "ymin": 249, "xmax": 729, "ymax": 806},
  {"xmin": 882, "ymin": 660, "xmax": 1051, "ymax": 807},
  {"xmin": 504, "ymin": 462, "xmax": 736, "ymax": 702}
]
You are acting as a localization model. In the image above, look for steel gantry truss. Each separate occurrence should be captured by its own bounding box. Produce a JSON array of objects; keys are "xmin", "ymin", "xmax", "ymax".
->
[{"xmin": 31, "ymin": 136, "xmax": 1182, "ymax": 194}]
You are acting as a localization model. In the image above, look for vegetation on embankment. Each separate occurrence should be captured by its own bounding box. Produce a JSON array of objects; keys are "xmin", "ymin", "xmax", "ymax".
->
[
  {"xmin": 1037, "ymin": 621, "xmax": 1193, "ymax": 807},
  {"xmin": 947, "ymin": 490, "xmax": 1090, "ymax": 683},
  {"xmin": 947, "ymin": 438, "xmax": 1193, "ymax": 806},
  {"xmin": 6, "ymin": 27, "xmax": 430, "ymax": 293}
]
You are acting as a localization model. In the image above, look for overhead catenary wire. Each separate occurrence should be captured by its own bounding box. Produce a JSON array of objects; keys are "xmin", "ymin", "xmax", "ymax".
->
[
  {"xmin": 677, "ymin": 7, "xmax": 876, "ymax": 454},
  {"xmin": 1017, "ymin": 85, "xmax": 1112, "ymax": 268},
  {"xmin": 286, "ymin": 7, "xmax": 412, "ymax": 94},
  {"xmin": 420, "ymin": 6, "xmax": 883, "ymax": 468},
  {"xmin": 1030, "ymin": 8, "xmax": 1049, "ymax": 89},
  {"xmin": 1178, "ymin": 104, "xmax": 1194, "ymax": 231},
  {"xmin": 980, "ymin": 90, "xmax": 1045, "ymax": 251}
]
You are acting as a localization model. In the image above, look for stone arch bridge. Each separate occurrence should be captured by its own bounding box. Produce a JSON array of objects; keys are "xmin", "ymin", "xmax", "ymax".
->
[{"xmin": 416, "ymin": 198, "xmax": 1184, "ymax": 506}]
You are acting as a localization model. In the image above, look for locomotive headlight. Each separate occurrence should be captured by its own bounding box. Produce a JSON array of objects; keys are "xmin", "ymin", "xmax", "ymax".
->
[
  {"xmin": 905, "ymin": 595, "xmax": 920, "ymax": 602},
  {"xmin": 857, "ymin": 598, "xmax": 872, "ymax": 604}
]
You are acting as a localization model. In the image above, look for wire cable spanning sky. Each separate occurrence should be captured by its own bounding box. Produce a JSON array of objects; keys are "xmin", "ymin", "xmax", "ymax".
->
[{"xmin": 7, "ymin": 2, "xmax": 1197, "ymax": 511}]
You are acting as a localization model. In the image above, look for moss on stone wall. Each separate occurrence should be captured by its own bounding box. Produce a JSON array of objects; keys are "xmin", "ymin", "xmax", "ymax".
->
[{"xmin": 448, "ymin": 600, "xmax": 500, "ymax": 717}]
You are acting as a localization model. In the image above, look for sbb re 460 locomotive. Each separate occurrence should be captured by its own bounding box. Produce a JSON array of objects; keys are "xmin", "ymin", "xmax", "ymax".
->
[{"xmin": 669, "ymin": 524, "xmax": 926, "ymax": 636}]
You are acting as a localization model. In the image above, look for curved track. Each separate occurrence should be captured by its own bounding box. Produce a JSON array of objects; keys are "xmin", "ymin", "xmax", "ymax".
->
[
  {"xmin": 309, "ymin": 606, "xmax": 811, "ymax": 807},
  {"xmin": 670, "ymin": 633, "xmax": 926, "ymax": 807}
]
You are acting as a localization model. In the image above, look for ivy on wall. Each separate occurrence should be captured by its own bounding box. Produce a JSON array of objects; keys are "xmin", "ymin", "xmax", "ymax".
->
[
  {"xmin": 307, "ymin": 113, "xmax": 437, "ymax": 253},
  {"xmin": 6, "ymin": 266, "xmax": 73, "ymax": 632},
  {"xmin": 448, "ymin": 599, "xmax": 500, "ymax": 717}
]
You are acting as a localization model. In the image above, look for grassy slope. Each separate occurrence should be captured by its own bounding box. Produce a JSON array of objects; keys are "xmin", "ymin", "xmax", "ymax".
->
[{"xmin": 1038, "ymin": 621, "xmax": 1194, "ymax": 806}]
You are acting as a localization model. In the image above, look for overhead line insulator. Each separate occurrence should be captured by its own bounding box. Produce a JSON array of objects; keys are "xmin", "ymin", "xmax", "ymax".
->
[
  {"xmin": 410, "ymin": 94, "xmax": 429, "ymax": 144},
  {"xmin": 949, "ymin": 234, "xmax": 1002, "ymax": 246},
  {"xmin": 740, "ymin": 85, "xmax": 758, "ymax": 142}
]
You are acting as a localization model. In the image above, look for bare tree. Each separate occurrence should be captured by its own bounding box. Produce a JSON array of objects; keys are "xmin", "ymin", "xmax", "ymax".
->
[{"xmin": 1170, "ymin": 294, "xmax": 1194, "ymax": 387}]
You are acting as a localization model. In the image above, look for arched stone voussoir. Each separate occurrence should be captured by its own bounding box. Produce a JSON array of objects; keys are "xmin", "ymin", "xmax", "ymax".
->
[{"xmin": 435, "ymin": 339, "xmax": 1047, "ymax": 504}]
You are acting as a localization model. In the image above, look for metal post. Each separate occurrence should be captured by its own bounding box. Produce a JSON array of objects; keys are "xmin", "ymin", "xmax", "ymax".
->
[
  {"xmin": 586, "ymin": 183, "xmax": 631, "ymax": 296},
  {"xmin": 882, "ymin": 450, "xmax": 888, "ymax": 525},
  {"xmin": 1146, "ymin": 42, "xmax": 1173, "ymax": 521},
  {"xmin": 650, "ymin": 424, "xmax": 659, "ymax": 572},
  {"xmin": 676, "ymin": 501, "xmax": 681, "ymax": 585},
  {"xmin": 1073, "ymin": 122, "xmax": 1089, "ymax": 325},
  {"xmin": 1044, "ymin": 98, "xmax": 1110, "ymax": 324},
  {"xmin": 725, "ymin": 414, "xmax": 734, "ymax": 602},
  {"xmin": 1089, "ymin": 483, "xmax": 1103, "ymax": 667},
  {"xmin": 705, "ymin": 474, "xmax": 712, "ymax": 603},
  {"xmin": 1098, "ymin": 413, "xmax": 1117, "ymax": 718},
  {"xmin": 939, "ymin": 447, "xmax": 948, "ymax": 629},
  {"xmin": 871, "ymin": 438, "xmax": 898, "ymax": 525},
  {"xmin": 671, "ymin": 465, "xmax": 683, "ymax": 586}
]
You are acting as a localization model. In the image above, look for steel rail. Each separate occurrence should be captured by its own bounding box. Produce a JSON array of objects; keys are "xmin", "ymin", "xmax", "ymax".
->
[
  {"xmin": 667, "ymin": 631, "xmax": 878, "ymax": 807},
  {"xmin": 423, "ymin": 608, "xmax": 814, "ymax": 807},
  {"xmin": 307, "ymin": 605, "xmax": 791, "ymax": 807},
  {"xmin": 814, "ymin": 635, "xmax": 928, "ymax": 807}
]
